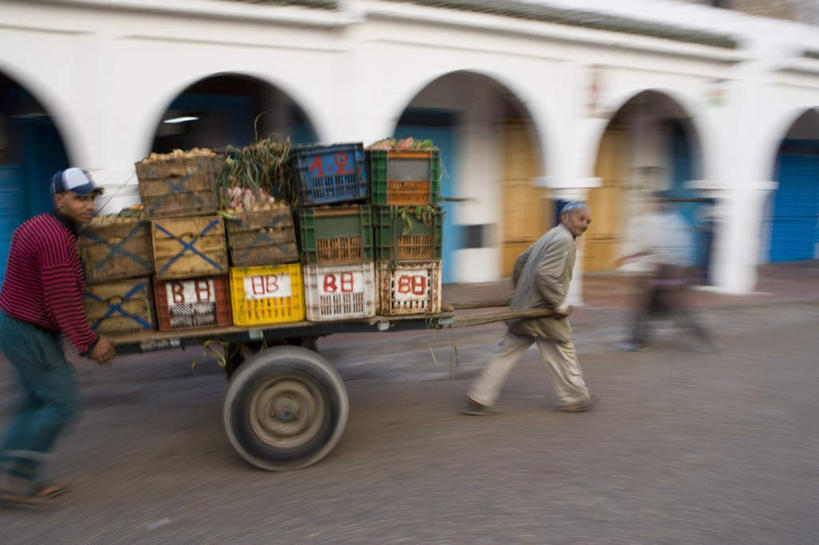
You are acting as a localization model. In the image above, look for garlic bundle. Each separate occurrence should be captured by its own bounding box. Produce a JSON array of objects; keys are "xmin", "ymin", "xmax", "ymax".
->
[{"xmin": 222, "ymin": 186, "xmax": 277, "ymax": 213}]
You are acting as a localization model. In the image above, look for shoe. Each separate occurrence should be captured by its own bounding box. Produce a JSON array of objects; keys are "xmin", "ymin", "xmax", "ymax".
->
[
  {"xmin": 0, "ymin": 481, "xmax": 69, "ymax": 509},
  {"xmin": 558, "ymin": 394, "xmax": 599, "ymax": 413},
  {"xmin": 459, "ymin": 397, "xmax": 499, "ymax": 416},
  {"xmin": 617, "ymin": 341, "xmax": 646, "ymax": 352}
]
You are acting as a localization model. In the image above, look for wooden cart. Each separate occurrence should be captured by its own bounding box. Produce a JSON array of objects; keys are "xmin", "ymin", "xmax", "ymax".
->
[{"xmin": 110, "ymin": 306, "xmax": 552, "ymax": 471}]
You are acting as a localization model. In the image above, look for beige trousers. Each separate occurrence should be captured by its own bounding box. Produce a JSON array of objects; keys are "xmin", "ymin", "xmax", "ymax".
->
[{"xmin": 467, "ymin": 330, "xmax": 590, "ymax": 407}]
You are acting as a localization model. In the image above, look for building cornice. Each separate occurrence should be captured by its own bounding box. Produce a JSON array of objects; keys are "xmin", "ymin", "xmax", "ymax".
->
[{"xmin": 380, "ymin": 0, "xmax": 739, "ymax": 49}]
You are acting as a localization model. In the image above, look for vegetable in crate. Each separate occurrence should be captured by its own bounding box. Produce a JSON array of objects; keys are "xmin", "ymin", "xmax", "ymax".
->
[
  {"xmin": 367, "ymin": 137, "xmax": 436, "ymax": 150},
  {"xmin": 216, "ymin": 137, "xmax": 294, "ymax": 206},
  {"xmin": 397, "ymin": 205, "xmax": 441, "ymax": 235},
  {"xmin": 221, "ymin": 186, "xmax": 278, "ymax": 215}
]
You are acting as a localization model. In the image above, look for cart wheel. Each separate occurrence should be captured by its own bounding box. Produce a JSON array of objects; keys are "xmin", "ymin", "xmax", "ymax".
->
[{"xmin": 223, "ymin": 346, "xmax": 349, "ymax": 471}]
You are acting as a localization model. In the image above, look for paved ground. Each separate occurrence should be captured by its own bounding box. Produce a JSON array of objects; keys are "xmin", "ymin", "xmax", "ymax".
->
[{"xmin": 1, "ymin": 279, "xmax": 818, "ymax": 544}]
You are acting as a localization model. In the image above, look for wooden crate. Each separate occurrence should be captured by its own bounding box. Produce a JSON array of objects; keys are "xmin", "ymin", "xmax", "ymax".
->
[
  {"xmin": 84, "ymin": 277, "xmax": 155, "ymax": 334},
  {"xmin": 153, "ymin": 275, "xmax": 232, "ymax": 331},
  {"xmin": 136, "ymin": 155, "xmax": 222, "ymax": 219},
  {"xmin": 78, "ymin": 218, "xmax": 153, "ymax": 284},
  {"xmin": 152, "ymin": 215, "xmax": 228, "ymax": 280},
  {"xmin": 226, "ymin": 204, "xmax": 299, "ymax": 267}
]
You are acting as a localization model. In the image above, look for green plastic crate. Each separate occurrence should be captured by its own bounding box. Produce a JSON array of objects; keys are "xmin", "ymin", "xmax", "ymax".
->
[
  {"xmin": 373, "ymin": 206, "xmax": 443, "ymax": 262},
  {"xmin": 297, "ymin": 205, "xmax": 373, "ymax": 265},
  {"xmin": 368, "ymin": 149, "xmax": 441, "ymax": 206}
]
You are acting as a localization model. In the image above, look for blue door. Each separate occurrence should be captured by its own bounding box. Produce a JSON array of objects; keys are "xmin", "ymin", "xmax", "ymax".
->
[
  {"xmin": 668, "ymin": 121, "xmax": 712, "ymax": 277},
  {"xmin": 0, "ymin": 165, "xmax": 25, "ymax": 283},
  {"xmin": 0, "ymin": 117, "xmax": 69, "ymax": 285},
  {"xmin": 395, "ymin": 110, "xmax": 459, "ymax": 283},
  {"xmin": 769, "ymin": 144, "xmax": 819, "ymax": 262}
]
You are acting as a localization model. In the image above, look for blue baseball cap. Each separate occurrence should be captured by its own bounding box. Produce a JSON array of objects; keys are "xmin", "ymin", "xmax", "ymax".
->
[{"xmin": 51, "ymin": 168, "xmax": 103, "ymax": 196}]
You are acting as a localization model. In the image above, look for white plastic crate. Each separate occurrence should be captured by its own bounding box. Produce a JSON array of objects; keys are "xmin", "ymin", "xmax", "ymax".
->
[
  {"xmin": 376, "ymin": 260, "xmax": 441, "ymax": 315},
  {"xmin": 303, "ymin": 262, "xmax": 376, "ymax": 321}
]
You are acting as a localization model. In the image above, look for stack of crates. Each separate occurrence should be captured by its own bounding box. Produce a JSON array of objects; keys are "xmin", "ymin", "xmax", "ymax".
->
[
  {"xmin": 368, "ymin": 145, "xmax": 443, "ymax": 315},
  {"xmin": 136, "ymin": 152, "xmax": 232, "ymax": 331},
  {"xmin": 226, "ymin": 203, "xmax": 304, "ymax": 328},
  {"xmin": 292, "ymin": 143, "xmax": 376, "ymax": 322},
  {"xmin": 79, "ymin": 214, "xmax": 156, "ymax": 335}
]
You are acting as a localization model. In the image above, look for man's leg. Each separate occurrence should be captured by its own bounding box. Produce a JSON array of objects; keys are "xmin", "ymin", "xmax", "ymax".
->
[
  {"xmin": 466, "ymin": 330, "xmax": 534, "ymax": 408},
  {"xmin": 0, "ymin": 314, "xmax": 80, "ymax": 494},
  {"xmin": 534, "ymin": 338, "xmax": 592, "ymax": 408},
  {"xmin": 623, "ymin": 285, "xmax": 656, "ymax": 350},
  {"xmin": 670, "ymin": 289, "xmax": 718, "ymax": 350}
]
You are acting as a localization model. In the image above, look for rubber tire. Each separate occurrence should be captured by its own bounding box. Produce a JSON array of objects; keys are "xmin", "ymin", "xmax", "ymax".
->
[{"xmin": 223, "ymin": 345, "xmax": 349, "ymax": 471}]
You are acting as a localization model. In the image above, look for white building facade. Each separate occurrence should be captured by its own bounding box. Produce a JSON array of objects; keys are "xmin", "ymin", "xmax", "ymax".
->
[{"xmin": 1, "ymin": 0, "xmax": 818, "ymax": 297}]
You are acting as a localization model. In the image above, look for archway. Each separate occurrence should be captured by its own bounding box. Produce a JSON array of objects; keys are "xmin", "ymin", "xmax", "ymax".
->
[
  {"xmin": 148, "ymin": 73, "xmax": 318, "ymax": 155},
  {"xmin": 0, "ymin": 70, "xmax": 70, "ymax": 282},
  {"xmin": 390, "ymin": 70, "xmax": 546, "ymax": 283},
  {"xmin": 764, "ymin": 108, "xmax": 819, "ymax": 263},
  {"xmin": 587, "ymin": 90, "xmax": 710, "ymax": 280}
]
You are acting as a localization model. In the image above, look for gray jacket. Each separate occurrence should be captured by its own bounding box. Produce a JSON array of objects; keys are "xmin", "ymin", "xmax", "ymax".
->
[{"xmin": 506, "ymin": 223, "xmax": 576, "ymax": 343}]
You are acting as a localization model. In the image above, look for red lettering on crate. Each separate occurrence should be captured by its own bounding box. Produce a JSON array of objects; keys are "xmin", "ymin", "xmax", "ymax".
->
[
  {"xmin": 323, "ymin": 274, "xmax": 337, "ymax": 293},
  {"xmin": 323, "ymin": 272, "xmax": 357, "ymax": 294},
  {"xmin": 334, "ymin": 153, "xmax": 356, "ymax": 175},
  {"xmin": 340, "ymin": 272, "xmax": 354, "ymax": 293},
  {"xmin": 195, "ymin": 280, "xmax": 212, "ymax": 303},
  {"xmin": 250, "ymin": 275, "xmax": 279, "ymax": 295},
  {"xmin": 397, "ymin": 274, "xmax": 427, "ymax": 296},
  {"xmin": 171, "ymin": 282, "xmax": 185, "ymax": 304},
  {"xmin": 309, "ymin": 156, "xmax": 324, "ymax": 178}
]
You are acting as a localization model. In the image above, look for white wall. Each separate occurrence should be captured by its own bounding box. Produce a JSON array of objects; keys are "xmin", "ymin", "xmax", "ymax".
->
[{"xmin": 2, "ymin": 0, "xmax": 819, "ymax": 293}]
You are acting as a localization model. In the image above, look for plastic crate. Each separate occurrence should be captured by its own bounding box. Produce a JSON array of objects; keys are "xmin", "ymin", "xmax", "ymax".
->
[
  {"xmin": 230, "ymin": 264, "xmax": 305, "ymax": 326},
  {"xmin": 152, "ymin": 215, "xmax": 228, "ymax": 280},
  {"xmin": 153, "ymin": 275, "xmax": 232, "ymax": 331},
  {"xmin": 292, "ymin": 143, "xmax": 368, "ymax": 206},
  {"xmin": 136, "ymin": 155, "xmax": 222, "ymax": 218},
  {"xmin": 303, "ymin": 262, "xmax": 376, "ymax": 322},
  {"xmin": 84, "ymin": 277, "xmax": 155, "ymax": 334},
  {"xmin": 373, "ymin": 206, "xmax": 443, "ymax": 262},
  {"xmin": 225, "ymin": 204, "xmax": 299, "ymax": 267},
  {"xmin": 297, "ymin": 205, "xmax": 373, "ymax": 265},
  {"xmin": 376, "ymin": 260, "xmax": 442, "ymax": 315},
  {"xmin": 369, "ymin": 149, "xmax": 440, "ymax": 206},
  {"xmin": 79, "ymin": 219, "xmax": 153, "ymax": 284}
]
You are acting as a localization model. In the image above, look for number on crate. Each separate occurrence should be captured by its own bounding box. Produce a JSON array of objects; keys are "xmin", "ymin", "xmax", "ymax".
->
[
  {"xmin": 396, "ymin": 274, "xmax": 427, "ymax": 296},
  {"xmin": 168, "ymin": 279, "xmax": 215, "ymax": 306},
  {"xmin": 244, "ymin": 274, "xmax": 292, "ymax": 300},
  {"xmin": 309, "ymin": 153, "xmax": 355, "ymax": 178},
  {"xmin": 321, "ymin": 272, "xmax": 362, "ymax": 295}
]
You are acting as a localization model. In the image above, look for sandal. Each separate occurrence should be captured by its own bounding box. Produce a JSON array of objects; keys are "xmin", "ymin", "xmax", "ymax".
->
[
  {"xmin": 559, "ymin": 394, "xmax": 600, "ymax": 413},
  {"xmin": 0, "ymin": 482, "xmax": 69, "ymax": 508},
  {"xmin": 34, "ymin": 482, "xmax": 70, "ymax": 498}
]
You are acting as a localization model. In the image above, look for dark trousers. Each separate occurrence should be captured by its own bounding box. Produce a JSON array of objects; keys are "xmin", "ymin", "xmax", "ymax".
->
[
  {"xmin": 628, "ymin": 265, "xmax": 712, "ymax": 347},
  {"xmin": 0, "ymin": 311, "xmax": 80, "ymax": 484}
]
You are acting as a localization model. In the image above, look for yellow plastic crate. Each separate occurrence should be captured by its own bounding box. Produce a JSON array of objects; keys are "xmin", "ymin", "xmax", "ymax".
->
[{"xmin": 230, "ymin": 264, "xmax": 305, "ymax": 326}]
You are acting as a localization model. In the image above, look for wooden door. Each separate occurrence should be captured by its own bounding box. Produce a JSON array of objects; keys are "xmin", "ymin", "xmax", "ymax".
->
[
  {"xmin": 585, "ymin": 129, "xmax": 627, "ymax": 271},
  {"xmin": 501, "ymin": 122, "xmax": 550, "ymax": 277}
]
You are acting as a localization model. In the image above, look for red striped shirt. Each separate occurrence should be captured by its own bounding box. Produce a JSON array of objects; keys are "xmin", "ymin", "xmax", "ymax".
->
[{"xmin": 0, "ymin": 212, "xmax": 98, "ymax": 354}]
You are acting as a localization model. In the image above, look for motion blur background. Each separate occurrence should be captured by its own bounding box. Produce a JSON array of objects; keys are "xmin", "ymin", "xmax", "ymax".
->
[{"xmin": 1, "ymin": 0, "xmax": 818, "ymax": 299}]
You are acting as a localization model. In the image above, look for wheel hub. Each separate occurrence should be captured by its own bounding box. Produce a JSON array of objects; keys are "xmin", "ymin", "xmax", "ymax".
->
[{"xmin": 249, "ymin": 376, "xmax": 325, "ymax": 449}]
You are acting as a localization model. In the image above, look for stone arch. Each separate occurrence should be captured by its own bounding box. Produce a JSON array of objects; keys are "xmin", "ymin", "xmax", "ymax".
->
[
  {"xmin": 140, "ymin": 70, "xmax": 324, "ymax": 157},
  {"xmin": 380, "ymin": 68, "xmax": 552, "ymax": 283},
  {"xmin": 585, "ymin": 88, "xmax": 712, "ymax": 276},
  {"xmin": 590, "ymin": 87, "xmax": 708, "ymax": 180},
  {"xmin": 0, "ymin": 60, "xmax": 79, "ymax": 164},
  {"xmin": 761, "ymin": 107, "xmax": 819, "ymax": 263},
  {"xmin": 382, "ymin": 68, "xmax": 552, "ymax": 177}
]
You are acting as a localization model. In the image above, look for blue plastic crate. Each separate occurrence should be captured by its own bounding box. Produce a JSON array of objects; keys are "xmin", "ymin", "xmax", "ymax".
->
[{"xmin": 292, "ymin": 143, "xmax": 369, "ymax": 206}]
